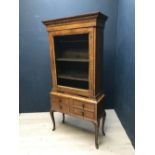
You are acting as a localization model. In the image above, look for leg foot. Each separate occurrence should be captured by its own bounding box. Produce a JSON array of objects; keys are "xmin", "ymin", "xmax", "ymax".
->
[
  {"xmin": 102, "ymin": 110, "xmax": 106, "ymax": 136},
  {"xmin": 50, "ymin": 111, "xmax": 55, "ymax": 131},
  {"xmin": 62, "ymin": 113, "xmax": 65, "ymax": 123},
  {"xmin": 93, "ymin": 121, "xmax": 99, "ymax": 149}
]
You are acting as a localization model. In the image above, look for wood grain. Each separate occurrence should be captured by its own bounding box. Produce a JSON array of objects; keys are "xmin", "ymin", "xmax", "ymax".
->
[{"xmin": 43, "ymin": 12, "xmax": 107, "ymax": 149}]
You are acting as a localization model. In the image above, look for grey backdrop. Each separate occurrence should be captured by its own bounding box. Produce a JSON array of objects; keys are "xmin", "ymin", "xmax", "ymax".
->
[{"xmin": 19, "ymin": 0, "xmax": 135, "ymax": 146}]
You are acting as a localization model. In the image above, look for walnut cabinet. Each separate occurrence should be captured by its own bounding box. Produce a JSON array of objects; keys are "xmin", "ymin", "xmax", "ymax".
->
[{"xmin": 43, "ymin": 12, "xmax": 107, "ymax": 149}]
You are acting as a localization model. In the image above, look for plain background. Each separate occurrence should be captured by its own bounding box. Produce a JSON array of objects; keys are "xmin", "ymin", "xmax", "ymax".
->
[
  {"xmin": 19, "ymin": 0, "xmax": 118, "ymax": 112},
  {"xmin": 0, "ymin": 0, "xmax": 155, "ymax": 155},
  {"xmin": 19, "ymin": 0, "xmax": 135, "ymax": 146}
]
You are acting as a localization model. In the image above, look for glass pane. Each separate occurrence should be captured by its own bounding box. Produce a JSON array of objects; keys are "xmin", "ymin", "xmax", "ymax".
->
[{"xmin": 54, "ymin": 34, "xmax": 89, "ymax": 89}]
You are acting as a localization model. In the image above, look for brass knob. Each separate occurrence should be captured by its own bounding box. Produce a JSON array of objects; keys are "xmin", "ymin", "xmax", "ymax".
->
[
  {"xmin": 59, "ymin": 104, "xmax": 62, "ymax": 109},
  {"xmin": 82, "ymin": 104, "xmax": 84, "ymax": 108}
]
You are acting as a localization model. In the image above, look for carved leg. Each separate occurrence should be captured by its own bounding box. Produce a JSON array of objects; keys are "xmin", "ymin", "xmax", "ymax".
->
[
  {"xmin": 102, "ymin": 110, "xmax": 106, "ymax": 136},
  {"xmin": 94, "ymin": 121, "xmax": 99, "ymax": 149},
  {"xmin": 98, "ymin": 119, "xmax": 100, "ymax": 128},
  {"xmin": 62, "ymin": 113, "xmax": 65, "ymax": 123},
  {"xmin": 50, "ymin": 111, "xmax": 55, "ymax": 131}
]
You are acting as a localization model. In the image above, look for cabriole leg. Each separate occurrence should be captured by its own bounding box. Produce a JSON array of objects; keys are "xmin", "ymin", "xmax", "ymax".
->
[
  {"xmin": 50, "ymin": 110, "xmax": 55, "ymax": 131},
  {"xmin": 102, "ymin": 110, "xmax": 106, "ymax": 136},
  {"xmin": 93, "ymin": 120, "xmax": 100, "ymax": 149},
  {"xmin": 62, "ymin": 113, "xmax": 65, "ymax": 123}
]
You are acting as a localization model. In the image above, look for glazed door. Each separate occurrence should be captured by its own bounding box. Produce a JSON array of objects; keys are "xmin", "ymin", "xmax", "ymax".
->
[{"xmin": 48, "ymin": 28, "xmax": 95, "ymax": 97}]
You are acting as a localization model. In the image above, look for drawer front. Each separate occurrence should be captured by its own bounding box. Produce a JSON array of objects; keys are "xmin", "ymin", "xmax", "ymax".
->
[
  {"xmin": 84, "ymin": 104, "xmax": 94, "ymax": 112},
  {"xmin": 70, "ymin": 106, "xmax": 95, "ymax": 120},
  {"xmin": 70, "ymin": 99, "xmax": 95, "ymax": 120},
  {"xmin": 84, "ymin": 111, "xmax": 95, "ymax": 120},
  {"xmin": 73, "ymin": 100, "xmax": 95, "ymax": 112},
  {"xmin": 70, "ymin": 106, "xmax": 83, "ymax": 118},
  {"xmin": 73, "ymin": 101, "xmax": 83, "ymax": 109},
  {"xmin": 51, "ymin": 95, "xmax": 69, "ymax": 113}
]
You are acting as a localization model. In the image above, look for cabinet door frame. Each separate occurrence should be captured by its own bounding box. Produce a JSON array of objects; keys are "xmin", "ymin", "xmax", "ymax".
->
[{"xmin": 48, "ymin": 27, "xmax": 95, "ymax": 97}]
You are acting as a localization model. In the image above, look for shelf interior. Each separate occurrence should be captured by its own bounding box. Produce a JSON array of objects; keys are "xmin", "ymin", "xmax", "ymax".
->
[
  {"xmin": 58, "ymin": 72, "xmax": 88, "ymax": 82},
  {"xmin": 56, "ymin": 58, "xmax": 89, "ymax": 62},
  {"xmin": 54, "ymin": 34, "xmax": 89, "ymax": 89},
  {"xmin": 54, "ymin": 34, "xmax": 89, "ymax": 60}
]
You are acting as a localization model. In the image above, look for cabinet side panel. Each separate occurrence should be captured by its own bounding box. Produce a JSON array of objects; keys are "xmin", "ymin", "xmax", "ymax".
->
[
  {"xmin": 95, "ymin": 28, "xmax": 104, "ymax": 96},
  {"xmin": 89, "ymin": 28, "xmax": 95, "ymax": 97},
  {"xmin": 48, "ymin": 33, "xmax": 57, "ymax": 90}
]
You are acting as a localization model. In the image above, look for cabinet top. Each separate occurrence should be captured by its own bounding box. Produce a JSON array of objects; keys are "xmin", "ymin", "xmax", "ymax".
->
[{"xmin": 42, "ymin": 12, "xmax": 108, "ymax": 28}]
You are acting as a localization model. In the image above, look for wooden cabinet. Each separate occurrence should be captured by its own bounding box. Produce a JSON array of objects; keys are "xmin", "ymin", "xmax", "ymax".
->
[{"xmin": 43, "ymin": 12, "xmax": 107, "ymax": 149}]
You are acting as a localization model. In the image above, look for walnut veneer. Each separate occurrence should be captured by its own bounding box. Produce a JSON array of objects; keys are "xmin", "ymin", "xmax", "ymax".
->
[{"xmin": 43, "ymin": 12, "xmax": 108, "ymax": 149}]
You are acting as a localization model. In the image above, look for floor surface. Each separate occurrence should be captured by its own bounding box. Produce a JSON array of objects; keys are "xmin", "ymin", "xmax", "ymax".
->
[{"xmin": 19, "ymin": 110, "xmax": 134, "ymax": 155}]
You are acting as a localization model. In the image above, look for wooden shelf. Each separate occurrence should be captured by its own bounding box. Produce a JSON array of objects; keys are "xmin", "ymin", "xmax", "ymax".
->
[
  {"xmin": 58, "ymin": 74, "xmax": 88, "ymax": 82},
  {"xmin": 59, "ymin": 40, "xmax": 87, "ymax": 43},
  {"xmin": 56, "ymin": 58, "xmax": 89, "ymax": 62}
]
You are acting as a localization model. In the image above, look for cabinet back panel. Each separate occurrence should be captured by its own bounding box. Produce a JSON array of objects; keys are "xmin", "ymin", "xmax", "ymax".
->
[
  {"xmin": 54, "ymin": 34, "xmax": 88, "ymax": 59},
  {"xmin": 58, "ymin": 79, "xmax": 88, "ymax": 89}
]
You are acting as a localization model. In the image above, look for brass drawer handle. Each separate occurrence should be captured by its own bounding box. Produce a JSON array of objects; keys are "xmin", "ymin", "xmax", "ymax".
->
[
  {"xmin": 81, "ymin": 111, "xmax": 84, "ymax": 116},
  {"xmin": 58, "ymin": 98, "xmax": 62, "ymax": 103},
  {"xmin": 82, "ymin": 104, "xmax": 84, "ymax": 108},
  {"xmin": 59, "ymin": 104, "xmax": 62, "ymax": 109}
]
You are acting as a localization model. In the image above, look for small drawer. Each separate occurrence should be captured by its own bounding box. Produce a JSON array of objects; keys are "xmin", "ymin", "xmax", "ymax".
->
[
  {"xmin": 73, "ymin": 100, "xmax": 94, "ymax": 112},
  {"xmin": 73, "ymin": 100, "xmax": 83, "ymax": 109},
  {"xmin": 70, "ymin": 107, "xmax": 84, "ymax": 118},
  {"xmin": 84, "ymin": 104, "xmax": 94, "ymax": 112},
  {"xmin": 51, "ymin": 95, "xmax": 69, "ymax": 113},
  {"xmin": 84, "ymin": 111, "xmax": 95, "ymax": 120},
  {"xmin": 53, "ymin": 96, "xmax": 67, "ymax": 104}
]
